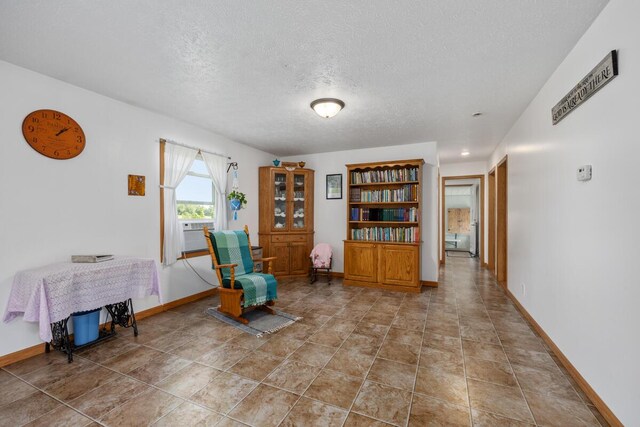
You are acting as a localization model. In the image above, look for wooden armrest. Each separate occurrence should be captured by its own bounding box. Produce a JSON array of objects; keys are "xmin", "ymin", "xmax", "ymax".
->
[
  {"xmin": 254, "ymin": 257, "xmax": 276, "ymax": 275},
  {"xmin": 215, "ymin": 263, "xmax": 237, "ymax": 269}
]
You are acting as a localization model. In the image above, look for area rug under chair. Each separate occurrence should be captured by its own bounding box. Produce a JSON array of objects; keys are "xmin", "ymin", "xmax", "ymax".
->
[{"xmin": 205, "ymin": 307, "xmax": 302, "ymax": 337}]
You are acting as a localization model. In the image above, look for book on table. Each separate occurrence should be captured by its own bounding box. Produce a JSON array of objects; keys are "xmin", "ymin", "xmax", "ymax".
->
[{"xmin": 71, "ymin": 255, "xmax": 114, "ymax": 263}]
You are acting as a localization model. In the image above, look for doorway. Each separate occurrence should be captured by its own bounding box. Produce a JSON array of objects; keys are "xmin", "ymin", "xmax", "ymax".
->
[
  {"xmin": 496, "ymin": 156, "xmax": 508, "ymax": 287},
  {"xmin": 487, "ymin": 168, "xmax": 496, "ymax": 274},
  {"xmin": 441, "ymin": 175, "xmax": 484, "ymax": 264}
]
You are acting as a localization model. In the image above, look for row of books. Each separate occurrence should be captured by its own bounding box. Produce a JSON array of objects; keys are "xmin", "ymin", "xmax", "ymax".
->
[
  {"xmin": 349, "ymin": 185, "xmax": 417, "ymax": 202},
  {"xmin": 350, "ymin": 227, "xmax": 419, "ymax": 243},
  {"xmin": 350, "ymin": 168, "xmax": 418, "ymax": 184},
  {"xmin": 350, "ymin": 207, "xmax": 418, "ymax": 222}
]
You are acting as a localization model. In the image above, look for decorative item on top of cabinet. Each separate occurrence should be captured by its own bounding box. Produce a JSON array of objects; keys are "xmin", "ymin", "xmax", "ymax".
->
[
  {"xmin": 344, "ymin": 159, "xmax": 424, "ymax": 292},
  {"xmin": 259, "ymin": 166, "xmax": 314, "ymax": 278}
]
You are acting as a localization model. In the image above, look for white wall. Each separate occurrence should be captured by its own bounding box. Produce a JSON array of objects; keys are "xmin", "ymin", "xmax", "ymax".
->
[
  {"xmin": 0, "ymin": 60, "xmax": 274, "ymax": 357},
  {"xmin": 283, "ymin": 142, "xmax": 439, "ymax": 282},
  {"xmin": 439, "ymin": 161, "xmax": 488, "ymax": 263},
  {"xmin": 486, "ymin": 0, "xmax": 639, "ymax": 423}
]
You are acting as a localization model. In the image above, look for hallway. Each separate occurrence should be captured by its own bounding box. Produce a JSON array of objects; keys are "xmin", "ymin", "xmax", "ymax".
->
[{"xmin": 0, "ymin": 259, "xmax": 607, "ymax": 426}]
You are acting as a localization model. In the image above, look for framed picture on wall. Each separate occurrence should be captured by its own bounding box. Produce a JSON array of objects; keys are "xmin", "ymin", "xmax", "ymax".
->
[{"xmin": 326, "ymin": 174, "xmax": 342, "ymax": 199}]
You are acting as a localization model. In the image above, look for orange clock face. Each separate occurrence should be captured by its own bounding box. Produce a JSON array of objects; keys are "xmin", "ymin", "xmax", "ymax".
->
[{"xmin": 22, "ymin": 109, "xmax": 85, "ymax": 160}]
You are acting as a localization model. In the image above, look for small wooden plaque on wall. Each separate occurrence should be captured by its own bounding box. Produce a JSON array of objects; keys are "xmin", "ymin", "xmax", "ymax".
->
[{"xmin": 128, "ymin": 175, "xmax": 145, "ymax": 196}]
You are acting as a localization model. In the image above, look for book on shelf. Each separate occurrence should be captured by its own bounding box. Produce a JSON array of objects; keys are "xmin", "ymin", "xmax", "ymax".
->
[
  {"xmin": 350, "ymin": 226, "xmax": 419, "ymax": 243},
  {"xmin": 349, "ymin": 185, "xmax": 417, "ymax": 202},
  {"xmin": 71, "ymin": 255, "xmax": 114, "ymax": 263},
  {"xmin": 350, "ymin": 167, "xmax": 418, "ymax": 184},
  {"xmin": 350, "ymin": 207, "xmax": 418, "ymax": 222}
]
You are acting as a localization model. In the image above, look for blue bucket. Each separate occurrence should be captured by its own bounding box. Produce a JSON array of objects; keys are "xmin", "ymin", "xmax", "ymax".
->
[{"xmin": 72, "ymin": 308, "xmax": 101, "ymax": 346}]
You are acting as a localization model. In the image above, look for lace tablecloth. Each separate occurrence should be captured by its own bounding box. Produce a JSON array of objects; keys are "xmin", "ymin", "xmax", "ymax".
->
[{"xmin": 3, "ymin": 257, "xmax": 162, "ymax": 342}]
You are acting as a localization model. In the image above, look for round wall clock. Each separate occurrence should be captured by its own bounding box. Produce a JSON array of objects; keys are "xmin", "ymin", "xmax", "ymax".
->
[{"xmin": 21, "ymin": 109, "xmax": 85, "ymax": 160}]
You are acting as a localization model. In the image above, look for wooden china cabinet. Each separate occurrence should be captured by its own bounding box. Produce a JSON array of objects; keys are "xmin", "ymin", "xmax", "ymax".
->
[{"xmin": 258, "ymin": 167, "xmax": 314, "ymax": 278}]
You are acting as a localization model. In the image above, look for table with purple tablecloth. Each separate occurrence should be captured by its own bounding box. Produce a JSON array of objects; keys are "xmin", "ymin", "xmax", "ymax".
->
[{"xmin": 3, "ymin": 257, "xmax": 162, "ymax": 351}]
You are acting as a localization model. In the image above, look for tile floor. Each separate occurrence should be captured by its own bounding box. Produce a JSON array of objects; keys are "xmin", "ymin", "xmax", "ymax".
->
[{"xmin": 0, "ymin": 257, "xmax": 609, "ymax": 426}]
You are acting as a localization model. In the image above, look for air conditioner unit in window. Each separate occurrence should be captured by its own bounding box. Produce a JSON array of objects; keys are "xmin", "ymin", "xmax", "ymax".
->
[{"xmin": 181, "ymin": 220, "xmax": 214, "ymax": 252}]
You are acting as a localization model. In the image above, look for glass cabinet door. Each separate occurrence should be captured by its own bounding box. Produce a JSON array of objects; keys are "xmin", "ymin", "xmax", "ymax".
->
[
  {"xmin": 273, "ymin": 171, "xmax": 288, "ymax": 231},
  {"xmin": 292, "ymin": 172, "xmax": 306, "ymax": 230}
]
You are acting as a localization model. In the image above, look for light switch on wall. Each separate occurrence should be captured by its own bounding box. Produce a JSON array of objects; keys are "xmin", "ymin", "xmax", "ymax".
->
[{"xmin": 577, "ymin": 165, "xmax": 592, "ymax": 182}]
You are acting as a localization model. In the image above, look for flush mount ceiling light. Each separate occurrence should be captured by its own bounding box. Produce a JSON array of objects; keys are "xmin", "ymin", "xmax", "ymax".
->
[
  {"xmin": 461, "ymin": 150, "xmax": 470, "ymax": 156},
  {"xmin": 310, "ymin": 98, "xmax": 345, "ymax": 118}
]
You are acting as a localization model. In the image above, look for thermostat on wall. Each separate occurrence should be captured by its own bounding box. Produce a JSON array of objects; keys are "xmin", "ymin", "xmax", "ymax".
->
[{"xmin": 577, "ymin": 165, "xmax": 592, "ymax": 182}]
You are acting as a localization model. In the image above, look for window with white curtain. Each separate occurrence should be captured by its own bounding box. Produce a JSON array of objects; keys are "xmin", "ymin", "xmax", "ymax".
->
[{"xmin": 176, "ymin": 155, "xmax": 216, "ymax": 221}]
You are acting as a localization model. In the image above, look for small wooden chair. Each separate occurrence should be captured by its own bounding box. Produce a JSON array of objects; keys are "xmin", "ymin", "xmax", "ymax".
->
[
  {"xmin": 203, "ymin": 226, "xmax": 277, "ymax": 324},
  {"xmin": 309, "ymin": 243, "xmax": 333, "ymax": 285}
]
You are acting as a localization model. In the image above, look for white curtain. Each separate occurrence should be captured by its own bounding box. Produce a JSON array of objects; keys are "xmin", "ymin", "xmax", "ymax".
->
[
  {"xmin": 201, "ymin": 152, "xmax": 228, "ymax": 232},
  {"xmin": 163, "ymin": 143, "xmax": 198, "ymax": 265}
]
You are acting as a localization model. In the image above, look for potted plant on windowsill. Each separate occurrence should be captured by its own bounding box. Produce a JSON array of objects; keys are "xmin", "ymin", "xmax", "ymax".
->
[{"xmin": 228, "ymin": 190, "xmax": 247, "ymax": 220}]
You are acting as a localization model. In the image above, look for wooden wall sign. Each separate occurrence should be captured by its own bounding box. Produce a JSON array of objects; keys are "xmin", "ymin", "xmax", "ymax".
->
[
  {"xmin": 552, "ymin": 50, "xmax": 618, "ymax": 125},
  {"xmin": 128, "ymin": 175, "xmax": 145, "ymax": 196}
]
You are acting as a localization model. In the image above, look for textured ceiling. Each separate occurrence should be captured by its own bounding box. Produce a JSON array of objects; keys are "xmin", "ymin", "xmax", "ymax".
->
[{"xmin": 0, "ymin": 1, "xmax": 608, "ymax": 162}]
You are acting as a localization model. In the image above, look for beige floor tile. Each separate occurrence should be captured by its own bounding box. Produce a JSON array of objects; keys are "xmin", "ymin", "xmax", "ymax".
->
[
  {"xmin": 263, "ymin": 359, "xmax": 321, "ymax": 394},
  {"xmin": 191, "ymin": 372, "xmax": 258, "ymax": 414},
  {"xmin": 128, "ymin": 352, "xmax": 191, "ymax": 384},
  {"xmin": 305, "ymin": 369, "xmax": 363, "ymax": 409},
  {"xmin": 259, "ymin": 335, "xmax": 306, "ymax": 357},
  {"xmin": 68, "ymin": 376, "xmax": 150, "ymax": 419},
  {"xmin": 343, "ymin": 412, "xmax": 393, "ymax": 426},
  {"xmin": 419, "ymin": 346, "xmax": 465, "ymax": 376},
  {"xmin": 523, "ymin": 389, "xmax": 600, "ymax": 426},
  {"xmin": 466, "ymin": 378, "xmax": 533, "ymax": 423},
  {"xmin": 153, "ymin": 401, "xmax": 222, "ymax": 426},
  {"xmin": 228, "ymin": 384, "xmax": 299, "ymax": 427},
  {"xmin": 102, "ymin": 345, "xmax": 164, "ymax": 373},
  {"xmin": 0, "ymin": 376, "xmax": 38, "ymax": 406},
  {"xmin": 367, "ymin": 358, "xmax": 417, "ymax": 391},
  {"xmin": 23, "ymin": 404, "xmax": 93, "ymax": 427},
  {"xmin": 0, "ymin": 391, "xmax": 61, "ymax": 426},
  {"xmin": 308, "ymin": 328, "xmax": 350, "ymax": 347},
  {"xmin": 512, "ymin": 363, "xmax": 582, "ymax": 402},
  {"xmin": 352, "ymin": 380, "xmax": 411, "ymax": 426},
  {"xmin": 3, "ymin": 352, "xmax": 70, "ymax": 377},
  {"xmin": 100, "ymin": 388, "xmax": 182, "ymax": 426},
  {"xmin": 197, "ymin": 343, "xmax": 249, "ymax": 370},
  {"xmin": 471, "ymin": 409, "xmax": 535, "ymax": 426},
  {"xmin": 43, "ymin": 363, "xmax": 120, "ymax": 401},
  {"xmin": 462, "ymin": 339, "xmax": 508, "ymax": 363},
  {"xmin": 409, "ymin": 393, "xmax": 471, "ymax": 426},
  {"xmin": 325, "ymin": 347, "xmax": 376, "ymax": 378},
  {"xmin": 288, "ymin": 342, "xmax": 337, "ymax": 367},
  {"xmin": 228, "ymin": 350, "xmax": 284, "ymax": 381},
  {"xmin": 378, "ymin": 340, "xmax": 420, "ymax": 365},
  {"xmin": 156, "ymin": 362, "xmax": 221, "ymax": 399},
  {"xmin": 384, "ymin": 327, "xmax": 423, "ymax": 346},
  {"xmin": 465, "ymin": 356, "xmax": 517, "ymax": 387},
  {"xmin": 281, "ymin": 397, "xmax": 348, "ymax": 427},
  {"xmin": 415, "ymin": 366, "xmax": 468, "ymax": 406}
]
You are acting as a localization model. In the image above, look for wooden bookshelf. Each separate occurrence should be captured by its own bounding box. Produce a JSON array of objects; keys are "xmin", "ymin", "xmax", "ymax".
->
[{"xmin": 344, "ymin": 159, "xmax": 424, "ymax": 292}]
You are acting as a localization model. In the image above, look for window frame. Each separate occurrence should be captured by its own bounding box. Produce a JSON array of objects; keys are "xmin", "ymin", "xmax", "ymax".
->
[{"xmin": 159, "ymin": 139, "xmax": 213, "ymax": 261}]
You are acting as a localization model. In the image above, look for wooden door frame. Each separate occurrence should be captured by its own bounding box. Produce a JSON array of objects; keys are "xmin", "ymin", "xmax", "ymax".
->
[
  {"xmin": 487, "ymin": 167, "xmax": 496, "ymax": 273},
  {"xmin": 440, "ymin": 174, "xmax": 485, "ymax": 265},
  {"xmin": 496, "ymin": 156, "xmax": 508, "ymax": 287}
]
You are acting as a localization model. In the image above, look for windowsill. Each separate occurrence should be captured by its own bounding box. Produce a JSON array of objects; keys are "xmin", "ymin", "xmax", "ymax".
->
[{"xmin": 179, "ymin": 250, "xmax": 210, "ymax": 260}]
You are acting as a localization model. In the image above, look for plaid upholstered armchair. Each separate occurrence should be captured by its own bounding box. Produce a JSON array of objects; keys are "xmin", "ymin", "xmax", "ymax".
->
[{"xmin": 203, "ymin": 226, "xmax": 278, "ymax": 324}]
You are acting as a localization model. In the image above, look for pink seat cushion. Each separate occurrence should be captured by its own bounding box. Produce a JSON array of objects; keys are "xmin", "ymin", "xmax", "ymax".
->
[{"xmin": 310, "ymin": 243, "xmax": 332, "ymax": 268}]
